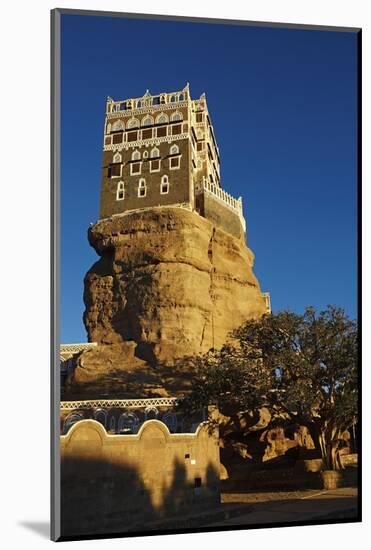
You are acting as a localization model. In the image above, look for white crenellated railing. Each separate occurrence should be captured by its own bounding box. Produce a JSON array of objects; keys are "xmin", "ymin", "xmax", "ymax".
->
[
  {"xmin": 60, "ymin": 397, "xmax": 179, "ymax": 410},
  {"xmin": 196, "ymin": 177, "xmax": 246, "ymax": 232}
]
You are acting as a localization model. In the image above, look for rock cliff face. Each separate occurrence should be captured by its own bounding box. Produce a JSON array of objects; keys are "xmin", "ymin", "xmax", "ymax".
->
[
  {"xmin": 65, "ymin": 207, "xmax": 267, "ymax": 399},
  {"xmin": 84, "ymin": 207, "xmax": 267, "ymax": 362}
]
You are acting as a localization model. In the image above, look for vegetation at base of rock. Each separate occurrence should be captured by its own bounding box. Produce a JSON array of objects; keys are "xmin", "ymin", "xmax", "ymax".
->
[{"xmin": 182, "ymin": 305, "xmax": 358, "ymax": 471}]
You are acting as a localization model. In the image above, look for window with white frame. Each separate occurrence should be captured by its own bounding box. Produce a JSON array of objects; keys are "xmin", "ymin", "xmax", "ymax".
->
[
  {"xmin": 127, "ymin": 117, "xmax": 139, "ymax": 129},
  {"xmin": 150, "ymin": 147, "xmax": 160, "ymax": 158},
  {"xmin": 112, "ymin": 119, "xmax": 125, "ymax": 132},
  {"xmin": 170, "ymin": 157, "xmax": 180, "ymax": 170},
  {"xmin": 138, "ymin": 179, "xmax": 146, "ymax": 197},
  {"xmin": 171, "ymin": 111, "xmax": 183, "ymax": 122},
  {"xmin": 169, "ymin": 144, "xmax": 180, "ymax": 170},
  {"xmin": 161, "ymin": 175, "xmax": 169, "ymax": 194},
  {"xmin": 116, "ymin": 181, "xmax": 125, "ymax": 200},
  {"xmin": 132, "ymin": 150, "xmax": 141, "ymax": 161},
  {"xmin": 113, "ymin": 151, "xmax": 122, "ymax": 163},
  {"xmin": 150, "ymin": 158, "xmax": 161, "ymax": 172},
  {"xmin": 141, "ymin": 115, "xmax": 154, "ymax": 127},
  {"xmin": 156, "ymin": 113, "xmax": 168, "ymax": 124},
  {"xmin": 131, "ymin": 162, "xmax": 141, "ymax": 175}
]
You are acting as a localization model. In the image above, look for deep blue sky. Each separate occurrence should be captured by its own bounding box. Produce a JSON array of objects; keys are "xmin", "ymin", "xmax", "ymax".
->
[{"xmin": 61, "ymin": 14, "xmax": 358, "ymax": 344}]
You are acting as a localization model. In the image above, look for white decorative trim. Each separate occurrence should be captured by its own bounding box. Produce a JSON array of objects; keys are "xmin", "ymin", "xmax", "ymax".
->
[
  {"xmin": 60, "ymin": 397, "xmax": 179, "ymax": 410},
  {"xmin": 104, "ymin": 133, "xmax": 188, "ymax": 152},
  {"xmin": 60, "ymin": 343, "xmax": 97, "ymax": 355},
  {"xmin": 106, "ymin": 101, "xmax": 189, "ymax": 119}
]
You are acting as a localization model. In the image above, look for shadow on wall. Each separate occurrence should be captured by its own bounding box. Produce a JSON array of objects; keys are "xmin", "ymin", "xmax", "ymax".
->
[{"xmin": 60, "ymin": 419, "xmax": 220, "ymax": 538}]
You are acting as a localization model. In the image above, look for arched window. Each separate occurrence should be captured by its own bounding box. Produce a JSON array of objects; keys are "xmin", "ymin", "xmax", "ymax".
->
[
  {"xmin": 132, "ymin": 150, "xmax": 141, "ymax": 161},
  {"xmin": 63, "ymin": 412, "xmax": 84, "ymax": 435},
  {"xmin": 162, "ymin": 412, "xmax": 178, "ymax": 432},
  {"xmin": 112, "ymin": 119, "xmax": 125, "ymax": 132},
  {"xmin": 171, "ymin": 111, "xmax": 183, "ymax": 122},
  {"xmin": 161, "ymin": 175, "xmax": 169, "ymax": 194},
  {"xmin": 141, "ymin": 115, "xmax": 154, "ymax": 127},
  {"xmin": 150, "ymin": 147, "xmax": 160, "ymax": 158},
  {"xmin": 118, "ymin": 412, "xmax": 140, "ymax": 434},
  {"xmin": 144, "ymin": 405, "xmax": 159, "ymax": 420},
  {"xmin": 155, "ymin": 113, "xmax": 168, "ymax": 124},
  {"xmin": 127, "ymin": 117, "xmax": 139, "ymax": 129},
  {"xmin": 116, "ymin": 181, "xmax": 125, "ymax": 201},
  {"xmin": 113, "ymin": 151, "xmax": 122, "ymax": 163},
  {"xmin": 138, "ymin": 179, "xmax": 146, "ymax": 198},
  {"xmin": 94, "ymin": 409, "xmax": 107, "ymax": 428},
  {"xmin": 170, "ymin": 144, "xmax": 179, "ymax": 155},
  {"xmin": 106, "ymin": 122, "xmax": 112, "ymax": 134}
]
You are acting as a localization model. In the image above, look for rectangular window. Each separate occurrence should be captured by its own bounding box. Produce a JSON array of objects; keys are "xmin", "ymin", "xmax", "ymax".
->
[
  {"xmin": 156, "ymin": 126, "xmax": 167, "ymax": 138},
  {"xmin": 130, "ymin": 163, "xmax": 141, "ymax": 175},
  {"xmin": 142, "ymin": 128, "xmax": 152, "ymax": 140},
  {"xmin": 197, "ymin": 142, "xmax": 204, "ymax": 151},
  {"xmin": 127, "ymin": 131, "xmax": 138, "ymax": 142},
  {"xmin": 109, "ymin": 164, "xmax": 121, "ymax": 178},
  {"xmin": 170, "ymin": 157, "xmax": 180, "ymax": 170},
  {"xmin": 104, "ymin": 136, "xmax": 112, "ymax": 146},
  {"xmin": 112, "ymin": 133, "xmax": 123, "ymax": 144},
  {"xmin": 160, "ymin": 183, "xmax": 169, "ymax": 194},
  {"xmin": 196, "ymin": 112, "xmax": 203, "ymax": 123},
  {"xmin": 150, "ymin": 159, "xmax": 160, "ymax": 172},
  {"xmin": 171, "ymin": 124, "xmax": 182, "ymax": 136}
]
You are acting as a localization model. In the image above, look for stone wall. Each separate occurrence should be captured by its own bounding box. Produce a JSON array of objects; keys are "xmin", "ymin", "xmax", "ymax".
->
[
  {"xmin": 196, "ymin": 192, "xmax": 245, "ymax": 240},
  {"xmin": 100, "ymin": 137, "xmax": 191, "ymax": 219},
  {"xmin": 60, "ymin": 419, "xmax": 220, "ymax": 537}
]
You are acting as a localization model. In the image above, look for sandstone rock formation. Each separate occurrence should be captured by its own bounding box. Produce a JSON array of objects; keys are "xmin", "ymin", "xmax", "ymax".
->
[
  {"xmin": 84, "ymin": 207, "xmax": 267, "ymax": 360},
  {"xmin": 65, "ymin": 207, "xmax": 267, "ymax": 398}
]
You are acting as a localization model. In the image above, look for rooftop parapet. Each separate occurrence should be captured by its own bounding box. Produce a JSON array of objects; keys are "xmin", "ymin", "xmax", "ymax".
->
[{"xmin": 106, "ymin": 83, "xmax": 192, "ymax": 114}]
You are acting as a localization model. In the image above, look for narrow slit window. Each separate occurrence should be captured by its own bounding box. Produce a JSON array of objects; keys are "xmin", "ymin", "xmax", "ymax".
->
[
  {"xmin": 138, "ymin": 179, "xmax": 146, "ymax": 198},
  {"xmin": 161, "ymin": 175, "xmax": 169, "ymax": 194},
  {"xmin": 116, "ymin": 181, "xmax": 125, "ymax": 201}
]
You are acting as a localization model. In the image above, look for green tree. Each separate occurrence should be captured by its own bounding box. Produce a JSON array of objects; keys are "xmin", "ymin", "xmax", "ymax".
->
[{"xmin": 183, "ymin": 306, "xmax": 358, "ymax": 471}]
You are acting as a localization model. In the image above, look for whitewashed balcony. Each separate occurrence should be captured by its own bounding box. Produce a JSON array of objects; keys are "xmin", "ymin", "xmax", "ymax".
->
[{"xmin": 196, "ymin": 177, "xmax": 246, "ymax": 232}]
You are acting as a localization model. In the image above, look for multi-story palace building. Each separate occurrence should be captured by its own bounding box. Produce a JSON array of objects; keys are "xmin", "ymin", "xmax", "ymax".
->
[{"xmin": 100, "ymin": 83, "xmax": 246, "ymax": 239}]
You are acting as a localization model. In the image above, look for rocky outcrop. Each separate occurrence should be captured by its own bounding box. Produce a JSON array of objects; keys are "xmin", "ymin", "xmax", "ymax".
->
[
  {"xmin": 65, "ymin": 207, "xmax": 267, "ymax": 399},
  {"xmin": 84, "ymin": 207, "xmax": 267, "ymax": 362}
]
